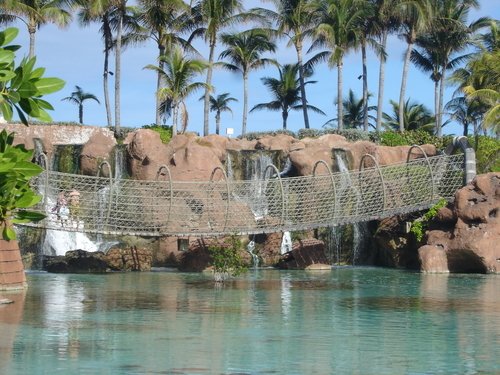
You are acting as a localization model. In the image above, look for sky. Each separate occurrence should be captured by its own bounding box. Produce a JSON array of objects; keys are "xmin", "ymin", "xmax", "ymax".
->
[{"xmin": 6, "ymin": 0, "xmax": 500, "ymax": 137}]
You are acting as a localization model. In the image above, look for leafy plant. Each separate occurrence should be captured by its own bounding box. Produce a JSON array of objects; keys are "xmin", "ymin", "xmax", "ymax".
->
[
  {"xmin": 142, "ymin": 124, "xmax": 173, "ymax": 144},
  {"xmin": 410, "ymin": 198, "xmax": 448, "ymax": 242},
  {"xmin": 0, "ymin": 27, "xmax": 65, "ymax": 124},
  {"xmin": 472, "ymin": 135, "xmax": 500, "ymax": 173},
  {"xmin": 0, "ymin": 130, "xmax": 46, "ymax": 240},
  {"xmin": 208, "ymin": 235, "xmax": 247, "ymax": 282}
]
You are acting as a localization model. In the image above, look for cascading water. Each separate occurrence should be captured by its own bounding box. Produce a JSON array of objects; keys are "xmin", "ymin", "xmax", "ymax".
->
[
  {"xmin": 280, "ymin": 231, "xmax": 292, "ymax": 255},
  {"xmin": 246, "ymin": 240, "xmax": 259, "ymax": 268}
]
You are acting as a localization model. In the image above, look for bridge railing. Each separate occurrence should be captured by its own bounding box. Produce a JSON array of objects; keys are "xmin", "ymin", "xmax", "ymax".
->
[{"xmin": 25, "ymin": 152, "xmax": 465, "ymax": 237}]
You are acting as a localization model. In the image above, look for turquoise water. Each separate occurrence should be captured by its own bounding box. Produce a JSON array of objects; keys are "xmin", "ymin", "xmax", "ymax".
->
[{"xmin": 1, "ymin": 268, "xmax": 499, "ymax": 374}]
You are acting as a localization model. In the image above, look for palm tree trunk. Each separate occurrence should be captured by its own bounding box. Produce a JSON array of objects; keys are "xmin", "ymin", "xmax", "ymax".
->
[
  {"xmin": 156, "ymin": 44, "xmax": 165, "ymax": 125},
  {"xmin": 79, "ymin": 104, "xmax": 83, "ymax": 124},
  {"xmin": 28, "ymin": 20, "xmax": 36, "ymax": 59},
  {"xmin": 215, "ymin": 112, "xmax": 221, "ymax": 135},
  {"xmin": 399, "ymin": 37, "xmax": 414, "ymax": 133},
  {"xmin": 376, "ymin": 31, "xmax": 388, "ymax": 132},
  {"xmin": 437, "ymin": 65, "xmax": 447, "ymax": 137},
  {"xmin": 103, "ymin": 15, "xmax": 113, "ymax": 128},
  {"xmin": 114, "ymin": 3, "xmax": 124, "ymax": 138},
  {"xmin": 282, "ymin": 110, "xmax": 288, "ymax": 130},
  {"xmin": 242, "ymin": 71, "xmax": 248, "ymax": 135},
  {"xmin": 203, "ymin": 36, "xmax": 216, "ymax": 136},
  {"xmin": 337, "ymin": 60, "xmax": 344, "ymax": 130},
  {"xmin": 362, "ymin": 40, "xmax": 368, "ymax": 131},
  {"xmin": 172, "ymin": 103, "xmax": 178, "ymax": 136},
  {"xmin": 295, "ymin": 40, "xmax": 310, "ymax": 129},
  {"xmin": 433, "ymin": 80, "xmax": 439, "ymax": 134}
]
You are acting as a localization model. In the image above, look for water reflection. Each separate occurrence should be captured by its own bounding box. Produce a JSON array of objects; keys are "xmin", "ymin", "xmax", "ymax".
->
[{"xmin": 2, "ymin": 270, "xmax": 499, "ymax": 374}]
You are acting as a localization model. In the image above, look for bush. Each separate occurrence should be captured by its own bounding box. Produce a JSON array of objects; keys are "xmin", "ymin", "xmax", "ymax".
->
[
  {"xmin": 378, "ymin": 130, "xmax": 453, "ymax": 150},
  {"xmin": 472, "ymin": 135, "xmax": 500, "ymax": 173},
  {"xmin": 240, "ymin": 129, "xmax": 296, "ymax": 140},
  {"xmin": 142, "ymin": 124, "xmax": 173, "ymax": 144},
  {"xmin": 208, "ymin": 235, "xmax": 247, "ymax": 282},
  {"xmin": 410, "ymin": 198, "xmax": 448, "ymax": 242}
]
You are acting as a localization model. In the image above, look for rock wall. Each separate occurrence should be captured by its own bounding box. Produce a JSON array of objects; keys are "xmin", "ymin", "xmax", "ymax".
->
[{"xmin": 419, "ymin": 173, "xmax": 500, "ymax": 273}]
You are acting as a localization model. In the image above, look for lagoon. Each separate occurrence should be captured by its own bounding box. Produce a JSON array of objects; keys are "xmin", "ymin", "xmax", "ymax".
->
[{"xmin": 1, "ymin": 268, "xmax": 499, "ymax": 374}]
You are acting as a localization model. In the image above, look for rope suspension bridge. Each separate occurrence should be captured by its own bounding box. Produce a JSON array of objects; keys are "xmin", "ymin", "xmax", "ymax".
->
[{"xmin": 23, "ymin": 146, "xmax": 469, "ymax": 237}]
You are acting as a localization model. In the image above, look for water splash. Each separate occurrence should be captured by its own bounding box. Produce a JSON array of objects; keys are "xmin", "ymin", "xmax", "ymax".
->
[{"xmin": 280, "ymin": 231, "xmax": 292, "ymax": 255}]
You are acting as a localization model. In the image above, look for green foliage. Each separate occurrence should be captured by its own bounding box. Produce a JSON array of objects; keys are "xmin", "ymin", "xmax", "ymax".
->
[
  {"xmin": 378, "ymin": 130, "xmax": 453, "ymax": 150},
  {"xmin": 240, "ymin": 129, "xmax": 296, "ymax": 140},
  {"xmin": 0, "ymin": 130, "xmax": 45, "ymax": 240},
  {"xmin": 142, "ymin": 124, "xmax": 173, "ymax": 144},
  {"xmin": 208, "ymin": 235, "xmax": 247, "ymax": 282},
  {"xmin": 472, "ymin": 135, "xmax": 500, "ymax": 173},
  {"xmin": 410, "ymin": 199, "xmax": 448, "ymax": 242},
  {"xmin": 0, "ymin": 27, "xmax": 65, "ymax": 125}
]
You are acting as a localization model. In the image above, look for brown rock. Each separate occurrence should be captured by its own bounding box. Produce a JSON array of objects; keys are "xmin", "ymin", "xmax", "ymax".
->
[
  {"xmin": 255, "ymin": 134, "xmax": 295, "ymax": 153},
  {"xmin": 277, "ymin": 239, "xmax": 328, "ymax": 269},
  {"xmin": 127, "ymin": 129, "xmax": 169, "ymax": 180},
  {"xmin": 418, "ymin": 245, "xmax": 449, "ymax": 273},
  {"xmin": 80, "ymin": 132, "xmax": 117, "ymax": 176},
  {"xmin": 105, "ymin": 246, "xmax": 152, "ymax": 271}
]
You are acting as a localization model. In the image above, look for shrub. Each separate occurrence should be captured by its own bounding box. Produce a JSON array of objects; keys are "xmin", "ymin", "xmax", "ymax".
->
[
  {"xmin": 410, "ymin": 198, "xmax": 448, "ymax": 242},
  {"xmin": 208, "ymin": 235, "xmax": 247, "ymax": 282},
  {"xmin": 472, "ymin": 135, "xmax": 500, "ymax": 173},
  {"xmin": 142, "ymin": 124, "xmax": 173, "ymax": 144}
]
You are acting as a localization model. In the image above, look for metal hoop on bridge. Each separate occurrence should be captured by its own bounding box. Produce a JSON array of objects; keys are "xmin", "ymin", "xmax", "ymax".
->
[
  {"xmin": 156, "ymin": 165, "xmax": 174, "ymax": 231},
  {"xmin": 263, "ymin": 164, "xmax": 285, "ymax": 227},
  {"xmin": 208, "ymin": 166, "xmax": 230, "ymax": 232},
  {"xmin": 36, "ymin": 153, "xmax": 50, "ymax": 207},
  {"xmin": 312, "ymin": 160, "xmax": 337, "ymax": 221},
  {"xmin": 407, "ymin": 145, "xmax": 435, "ymax": 201},
  {"xmin": 97, "ymin": 161, "xmax": 113, "ymax": 227},
  {"xmin": 359, "ymin": 154, "xmax": 387, "ymax": 213}
]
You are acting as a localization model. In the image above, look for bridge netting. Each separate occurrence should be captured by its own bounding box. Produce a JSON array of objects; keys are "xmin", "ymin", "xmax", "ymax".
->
[{"xmin": 24, "ymin": 151, "xmax": 465, "ymax": 237}]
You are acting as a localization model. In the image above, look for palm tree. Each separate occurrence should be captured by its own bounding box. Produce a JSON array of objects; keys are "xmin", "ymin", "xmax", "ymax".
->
[
  {"xmin": 145, "ymin": 47, "xmax": 208, "ymax": 136},
  {"xmin": 311, "ymin": 0, "xmax": 366, "ymax": 130},
  {"xmin": 251, "ymin": 0, "xmax": 319, "ymax": 129},
  {"xmin": 372, "ymin": 0, "xmax": 400, "ymax": 132},
  {"xmin": 445, "ymin": 95, "xmax": 483, "ymax": 137},
  {"xmin": 417, "ymin": 0, "xmax": 488, "ymax": 136},
  {"xmin": 397, "ymin": 0, "xmax": 432, "ymax": 133},
  {"xmin": 383, "ymin": 98, "xmax": 434, "ymax": 132},
  {"xmin": 136, "ymin": 0, "xmax": 194, "ymax": 125},
  {"xmin": 202, "ymin": 92, "xmax": 238, "ymax": 135},
  {"xmin": 62, "ymin": 85, "xmax": 100, "ymax": 124},
  {"xmin": 250, "ymin": 63, "xmax": 325, "ymax": 130},
  {"xmin": 0, "ymin": 0, "xmax": 73, "ymax": 58},
  {"xmin": 219, "ymin": 29, "xmax": 276, "ymax": 135},
  {"xmin": 323, "ymin": 89, "xmax": 376, "ymax": 129},
  {"xmin": 190, "ymin": 0, "xmax": 244, "ymax": 136}
]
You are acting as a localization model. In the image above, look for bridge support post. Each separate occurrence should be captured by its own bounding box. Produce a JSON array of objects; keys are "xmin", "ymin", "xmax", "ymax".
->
[
  {"xmin": 445, "ymin": 136, "xmax": 476, "ymax": 185},
  {"xmin": 0, "ymin": 237, "xmax": 27, "ymax": 291}
]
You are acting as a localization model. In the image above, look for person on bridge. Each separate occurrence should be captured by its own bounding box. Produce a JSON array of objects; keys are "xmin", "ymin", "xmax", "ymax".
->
[
  {"xmin": 68, "ymin": 189, "xmax": 81, "ymax": 225},
  {"xmin": 52, "ymin": 192, "xmax": 68, "ymax": 226}
]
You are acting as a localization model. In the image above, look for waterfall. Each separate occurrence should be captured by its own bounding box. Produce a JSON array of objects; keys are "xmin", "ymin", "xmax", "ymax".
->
[
  {"xmin": 246, "ymin": 240, "xmax": 259, "ymax": 268},
  {"xmin": 280, "ymin": 231, "xmax": 292, "ymax": 255}
]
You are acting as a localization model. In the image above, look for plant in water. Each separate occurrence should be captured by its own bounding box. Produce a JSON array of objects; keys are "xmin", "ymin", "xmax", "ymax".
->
[
  {"xmin": 410, "ymin": 198, "xmax": 448, "ymax": 242},
  {"xmin": 208, "ymin": 235, "xmax": 247, "ymax": 282}
]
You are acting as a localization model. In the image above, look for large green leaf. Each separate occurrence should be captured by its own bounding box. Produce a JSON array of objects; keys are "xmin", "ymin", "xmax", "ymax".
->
[
  {"xmin": 0, "ymin": 28, "xmax": 19, "ymax": 47},
  {"xmin": 2, "ymin": 225, "xmax": 16, "ymax": 240},
  {"xmin": 0, "ymin": 100, "xmax": 13, "ymax": 121},
  {"xmin": 0, "ymin": 49, "xmax": 14, "ymax": 65},
  {"xmin": 0, "ymin": 161, "xmax": 15, "ymax": 172},
  {"xmin": 12, "ymin": 161, "xmax": 43, "ymax": 177},
  {"xmin": 34, "ymin": 77, "xmax": 65, "ymax": 95},
  {"xmin": 15, "ymin": 192, "xmax": 42, "ymax": 208},
  {"xmin": 12, "ymin": 210, "xmax": 45, "ymax": 224},
  {"xmin": 0, "ymin": 69, "xmax": 16, "ymax": 82},
  {"xmin": 18, "ymin": 81, "xmax": 37, "ymax": 98}
]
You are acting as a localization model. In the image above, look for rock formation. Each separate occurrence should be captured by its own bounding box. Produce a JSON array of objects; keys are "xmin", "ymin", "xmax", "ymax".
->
[{"xmin": 419, "ymin": 172, "xmax": 500, "ymax": 273}]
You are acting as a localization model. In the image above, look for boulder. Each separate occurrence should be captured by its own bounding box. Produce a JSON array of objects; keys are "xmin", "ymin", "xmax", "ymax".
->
[
  {"xmin": 80, "ymin": 132, "xmax": 117, "ymax": 176},
  {"xmin": 44, "ymin": 250, "xmax": 108, "ymax": 273},
  {"xmin": 105, "ymin": 246, "xmax": 152, "ymax": 271},
  {"xmin": 127, "ymin": 129, "xmax": 169, "ymax": 180},
  {"xmin": 277, "ymin": 239, "xmax": 328, "ymax": 269},
  {"xmin": 419, "ymin": 172, "xmax": 500, "ymax": 273}
]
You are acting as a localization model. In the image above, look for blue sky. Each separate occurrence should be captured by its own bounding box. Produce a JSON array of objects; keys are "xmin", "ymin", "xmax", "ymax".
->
[{"xmin": 8, "ymin": 0, "xmax": 499, "ymax": 137}]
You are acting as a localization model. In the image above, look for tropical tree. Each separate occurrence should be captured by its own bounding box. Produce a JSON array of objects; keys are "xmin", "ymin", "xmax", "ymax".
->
[
  {"xmin": 323, "ymin": 89, "xmax": 376, "ymax": 129},
  {"xmin": 219, "ymin": 29, "xmax": 276, "ymax": 135},
  {"xmin": 311, "ymin": 0, "xmax": 366, "ymax": 130},
  {"xmin": 145, "ymin": 47, "xmax": 207, "ymax": 136},
  {"xmin": 190, "ymin": 0, "xmax": 244, "ymax": 136},
  {"xmin": 62, "ymin": 85, "xmax": 100, "ymax": 124},
  {"xmin": 136, "ymin": 0, "xmax": 194, "ymax": 125},
  {"xmin": 397, "ymin": 0, "xmax": 432, "ymax": 133},
  {"xmin": 445, "ymin": 95, "xmax": 483, "ymax": 136},
  {"xmin": 383, "ymin": 98, "xmax": 435, "ymax": 132},
  {"xmin": 250, "ymin": 63, "xmax": 325, "ymax": 130},
  {"xmin": 0, "ymin": 0, "xmax": 73, "ymax": 58},
  {"xmin": 372, "ymin": 0, "xmax": 401, "ymax": 131},
  {"xmin": 251, "ymin": 0, "xmax": 319, "ymax": 129},
  {"xmin": 202, "ymin": 92, "xmax": 238, "ymax": 135},
  {"xmin": 414, "ymin": 0, "xmax": 488, "ymax": 136}
]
